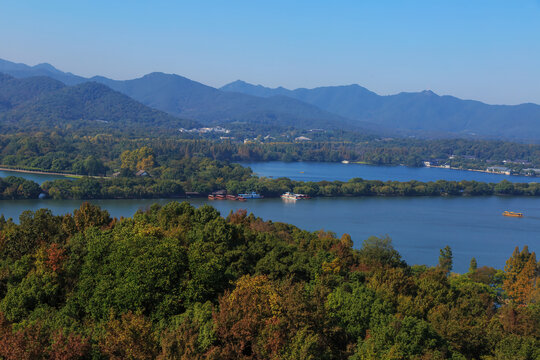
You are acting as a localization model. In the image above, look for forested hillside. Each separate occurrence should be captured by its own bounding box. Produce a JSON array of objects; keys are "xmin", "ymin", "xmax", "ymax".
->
[
  {"xmin": 6, "ymin": 57, "xmax": 540, "ymax": 141},
  {"xmin": 222, "ymin": 81, "xmax": 540, "ymax": 141},
  {"xmin": 0, "ymin": 59, "xmax": 86, "ymax": 85},
  {"xmin": 91, "ymin": 72, "xmax": 371, "ymax": 131},
  {"xmin": 0, "ymin": 202, "xmax": 537, "ymax": 359},
  {"xmin": 0, "ymin": 73, "xmax": 65, "ymax": 107},
  {"xmin": 0, "ymin": 74, "xmax": 198, "ymax": 133}
]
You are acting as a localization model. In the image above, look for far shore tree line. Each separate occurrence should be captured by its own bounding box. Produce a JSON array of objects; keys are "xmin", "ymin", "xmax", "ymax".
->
[
  {"xmin": 2, "ymin": 133, "xmax": 540, "ymax": 177},
  {"xmin": 2, "ymin": 173, "xmax": 540, "ymax": 200},
  {"xmin": 1, "ymin": 135, "xmax": 540, "ymax": 200}
]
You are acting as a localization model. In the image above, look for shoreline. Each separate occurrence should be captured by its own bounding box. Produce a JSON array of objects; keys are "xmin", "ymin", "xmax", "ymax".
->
[
  {"xmin": 425, "ymin": 164, "xmax": 501, "ymax": 175},
  {"xmin": 0, "ymin": 167, "xmax": 79, "ymax": 177},
  {"xmin": 0, "ymin": 167, "xmax": 110, "ymax": 179},
  {"xmin": 241, "ymin": 161, "xmax": 538, "ymax": 180},
  {"xmin": 2, "ymin": 193, "xmax": 540, "ymax": 202}
]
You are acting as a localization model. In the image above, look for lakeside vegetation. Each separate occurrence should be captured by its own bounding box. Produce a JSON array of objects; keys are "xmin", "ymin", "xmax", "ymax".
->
[
  {"xmin": 3, "ymin": 172, "xmax": 540, "ymax": 200},
  {"xmin": 0, "ymin": 202, "xmax": 538, "ymax": 359},
  {"xmin": 1, "ymin": 132, "xmax": 540, "ymax": 200},
  {"xmin": 3, "ymin": 167, "xmax": 540, "ymax": 201},
  {"xmin": 2, "ymin": 133, "xmax": 540, "ymax": 177},
  {"xmin": 39, "ymin": 176, "xmax": 540, "ymax": 200}
]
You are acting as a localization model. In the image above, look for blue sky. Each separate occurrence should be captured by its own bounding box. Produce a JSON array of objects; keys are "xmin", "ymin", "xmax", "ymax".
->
[{"xmin": 1, "ymin": 0, "xmax": 539, "ymax": 104}]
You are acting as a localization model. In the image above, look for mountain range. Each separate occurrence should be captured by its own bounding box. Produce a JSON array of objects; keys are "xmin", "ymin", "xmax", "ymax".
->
[
  {"xmin": 1, "ymin": 58, "xmax": 540, "ymax": 141},
  {"xmin": 221, "ymin": 80, "xmax": 540, "ymax": 141},
  {"xmin": 0, "ymin": 58, "xmax": 86, "ymax": 85},
  {"xmin": 0, "ymin": 73, "xmax": 197, "ymax": 132},
  {"xmin": 88, "ymin": 73, "xmax": 368, "ymax": 131}
]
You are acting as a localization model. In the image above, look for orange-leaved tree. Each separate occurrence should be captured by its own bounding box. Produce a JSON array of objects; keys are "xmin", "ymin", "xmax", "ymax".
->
[{"xmin": 503, "ymin": 246, "xmax": 539, "ymax": 304}]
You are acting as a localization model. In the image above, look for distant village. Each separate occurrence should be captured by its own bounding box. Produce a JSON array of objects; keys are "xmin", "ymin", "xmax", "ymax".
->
[
  {"xmin": 178, "ymin": 127, "xmax": 540, "ymax": 177},
  {"xmin": 423, "ymin": 156, "xmax": 540, "ymax": 177},
  {"xmin": 179, "ymin": 126, "xmax": 231, "ymax": 134},
  {"xmin": 179, "ymin": 126, "xmax": 319, "ymax": 144}
]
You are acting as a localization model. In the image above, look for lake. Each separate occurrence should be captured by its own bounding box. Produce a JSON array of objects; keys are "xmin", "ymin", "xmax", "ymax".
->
[
  {"xmin": 1, "ymin": 196, "xmax": 539, "ymax": 273},
  {"xmin": 0, "ymin": 170, "xmax": 71, "ymax": 185},
  {"xmin": 239, "ymin": 161, "xmax": 537, "ymax": 183}
]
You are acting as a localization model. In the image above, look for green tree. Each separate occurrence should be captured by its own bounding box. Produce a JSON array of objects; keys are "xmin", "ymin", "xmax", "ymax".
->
[
  {"xmin": 357, "ymin": 236, "xmax": 405, "ymax": 269},
  {"xmin": 438, "ymin": 245, "xmax": 453, "ymax": 273},
  {"xmin": 469, "ymin": 257, "xmax": 478, "ymax": 273}
]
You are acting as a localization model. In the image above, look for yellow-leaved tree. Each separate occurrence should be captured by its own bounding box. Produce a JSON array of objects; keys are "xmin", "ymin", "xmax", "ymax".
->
[
  {"xmin": 503, "ymin": 246, "xmax": 539, "ymax": 304},
  {"xmin": 121, "ymin": 146, "xmax": 155, "ymax": 171}
]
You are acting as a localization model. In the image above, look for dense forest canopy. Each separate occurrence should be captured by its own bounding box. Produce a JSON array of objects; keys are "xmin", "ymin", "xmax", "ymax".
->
[{"xmin": 0, "ymin": 202, "xmax": 537, "ymax": 359}]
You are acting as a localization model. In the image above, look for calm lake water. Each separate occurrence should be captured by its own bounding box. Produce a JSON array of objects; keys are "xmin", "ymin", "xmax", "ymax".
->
[
  {"xmin": 0, "ymin": 170, "xmax": 70, "ymax": 184},
  {"xmin": 1, "ymin": 196, "xmax": 539, "ymax": 273},
  {"xmin": 239, "ymin": 161, "xmax": 537, "ymax": 183}
]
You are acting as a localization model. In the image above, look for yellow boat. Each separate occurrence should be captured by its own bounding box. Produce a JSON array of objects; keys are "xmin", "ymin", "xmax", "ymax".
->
[{"xmin": 503, "ymin": 211, "xmax": 523, "ymax": 217}]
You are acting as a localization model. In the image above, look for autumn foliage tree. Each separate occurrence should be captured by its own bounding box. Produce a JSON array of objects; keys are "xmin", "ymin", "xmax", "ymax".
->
[
  {"xmin": 212, "ymin": 275, "xmax": 285, "ymax": 359},
  {"xmin": 504, "ymin": 246, "xmax": 539, "ymax": 304},
  {"xmin": 99, "ymin": 311, "xmax": 159, "ymax": 360},
  {"xmin": 121, "ymin": 146, "xmax": 156, "ymax": 172}
]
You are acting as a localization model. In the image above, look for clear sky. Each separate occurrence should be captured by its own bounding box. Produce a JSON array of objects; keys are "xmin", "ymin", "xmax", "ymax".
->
[{"xmin": 1, "ymin": 0, "xmax": 539, "ymax": 104}]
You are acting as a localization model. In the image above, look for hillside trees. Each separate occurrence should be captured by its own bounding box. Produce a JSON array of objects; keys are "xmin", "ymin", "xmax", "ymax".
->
[
  {"xmin": 0, "ymin": 202, "xmax": 538, "ymax": 358},
  {"xmin": 503, "ymin": 246, "xmax": 539, "ymax": 305}
]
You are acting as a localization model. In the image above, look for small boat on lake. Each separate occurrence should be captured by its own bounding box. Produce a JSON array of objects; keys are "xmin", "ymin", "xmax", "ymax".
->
[
  {"xmin": 238, "ymin": 192, "xmax": 263, "ymax": 199},
  {"xmin": 281, "ymin": 192, "xmax": 310, "ymax": 201},
  {"xmin": 503, "ymin": 211, "xmax": 523, "ymax": 217},
  {"xmin": 208, "ymin": 194, "xmax": 215, "ymax": 200}
]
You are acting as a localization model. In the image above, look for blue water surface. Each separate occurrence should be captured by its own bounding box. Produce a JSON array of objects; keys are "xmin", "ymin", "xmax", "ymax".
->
[{"xmin": 239, "ymin": 161, "xmax": 537, "ymax": 183}]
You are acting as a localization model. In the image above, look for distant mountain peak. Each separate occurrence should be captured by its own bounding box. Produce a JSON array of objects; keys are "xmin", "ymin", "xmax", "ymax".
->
[
  {"xmin": 143, "ymin": 72, "xmax": 187, "ymax": 80},
  {"xmin": 143, "ymin": 71, "xmax": 169, "ymax": 78},
  {"xmin": 33, "ymin": 62, "xmax": 58, "ymax": 72},
  {"xmin": 421, "ymin": 89, "xmax": 437, "ymax": 96},
  {"xmin": 0, "ymin": 58, "xmax": 86, "ymax": 85},
  {"xmin": 228, "ymin": 79, "xmax": 249, "ymax": 85}
]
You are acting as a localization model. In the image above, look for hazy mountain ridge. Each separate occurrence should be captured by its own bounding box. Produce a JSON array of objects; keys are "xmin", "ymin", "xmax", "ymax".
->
[
  {"xmin": 0, "ymin": 59, "xmax": 386, "ymax": 133},
  {"xmin": 0, "ymin": 58, "xmax": 86, "ymax": 85},
  {"xmin": 89, "ymin": 72, "xmax": 374, "ymax": 131},
  {"xmin": 221, "ymin": 80, "xmax": 540, "ymax": 141},
  {"xmin": 2, "ymin": 57, "xmax": 540, "ymax": 140},
  {"xmin": 0, "ymin": 75, "xmax": 198, "ymax": 132}
]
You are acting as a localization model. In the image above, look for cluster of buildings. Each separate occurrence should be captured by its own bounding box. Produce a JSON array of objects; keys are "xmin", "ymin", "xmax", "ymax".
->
[
  {"xmin": 422, "ymin": 160, "xmax": 450, "ymax": 168},
  {"xmin": 486, "ymin": 166, "xmax": 512, "ymax": 175},
  {"xmin": 242, "ymin": 135, "xmax": 313, "ymax": 144},
  {"xmin": 423, "ymin": 157, "xmax": 540, "ymax": 177},
  {"xmin": 179, "ymin": 126, "xmax": 230, "ymax": 134}
]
